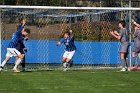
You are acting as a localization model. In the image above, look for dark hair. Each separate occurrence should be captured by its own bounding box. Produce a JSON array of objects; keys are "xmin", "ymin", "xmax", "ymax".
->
[
  {"xmin": 24, "ymin": 28, "xmax": 31, "ymax": 34},
  {"xmin": 64, "ymin": 31, "xmax": 70, "ymax": 35},
  {"xmin": 119, "ymin": 20, "xmax": 126, "ymax": 28}
]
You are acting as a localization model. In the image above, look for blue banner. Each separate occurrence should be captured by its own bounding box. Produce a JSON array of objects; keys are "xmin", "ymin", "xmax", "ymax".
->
[{"xmin": 1, "ymin": 40, "xmax": 121, "ymax": 64}]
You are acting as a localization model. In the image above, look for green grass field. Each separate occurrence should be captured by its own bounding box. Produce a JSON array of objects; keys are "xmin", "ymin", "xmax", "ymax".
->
[{"xmin": 0, "ymin": 70, "xmax": 140, "ymax": 93}]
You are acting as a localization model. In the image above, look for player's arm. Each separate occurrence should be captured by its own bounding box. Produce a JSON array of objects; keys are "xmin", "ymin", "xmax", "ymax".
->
[
  {"xmin": 110, "ymin": 31, "xmax": 121, "ymax": 40},
  {"xmin": 69, "ymin": 30, "xmax": 74, "ymax": 38},
  {"xmin": 21, "ymin": 42, "xmax": 27, "ymax": 53},
  {"xmin": 132, "ymin": 19, "xmax": 140, "ymax": 28},
  {"xmin": 56, "ymin": 38, "xmax": 64, "ymax": 46},
  {"xmin": 23, "ymin": 36, "xmax": 28, "ymax": 53},
  {"xmin": 113, "ymin": 31, "xmax": 120, "ymax": 36},
  {"xmin": 133, "ymin": 26, "xmax": 140, "ymax": 38},
  {"xmin": 17, "ymin": 20, "xmax": 26, "ymax": 33}
]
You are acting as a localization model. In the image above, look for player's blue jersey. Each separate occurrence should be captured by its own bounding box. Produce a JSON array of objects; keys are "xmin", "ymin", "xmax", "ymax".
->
[
  {"xmin": 8, "ymin": 26, "xmax": 24, "ymax": 48},
  {"xmin": 15, "ymin": 35, "xmax": 26, "ymax": 51},
  {"xmin": 59, "ymin": 34, "xmax": 76, "ymax": 51}
]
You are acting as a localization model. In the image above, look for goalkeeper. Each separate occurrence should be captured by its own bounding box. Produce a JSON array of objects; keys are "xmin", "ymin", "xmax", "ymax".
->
[
  {"xmin": 57, "ymin": 30, "xmax": 76, "ymax": 71},
  {"xmin": 15, "ymin": 26, "xmax": 28, "ymax": 72}
]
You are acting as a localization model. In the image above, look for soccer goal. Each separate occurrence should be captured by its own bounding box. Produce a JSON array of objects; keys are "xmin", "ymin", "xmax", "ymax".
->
[{"xmin": 0, "ymin": 6, "xmax": 140, "ymax": 71}]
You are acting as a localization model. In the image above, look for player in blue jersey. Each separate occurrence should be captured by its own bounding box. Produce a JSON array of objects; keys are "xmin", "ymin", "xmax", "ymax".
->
[
  {"xmin": 0, "ymin": 20, "xmax": 30, "ymax": 72},
  {"xmin": 110, "ymin": 20, "xmax": 130, "ymax": 71},
  {"xmin": 57, "ymin": 30, "xmax": 76, "ymax": 71},
  {"xmin": 130, "ymin": 19, "xmax": 140, "ymax": 70}
]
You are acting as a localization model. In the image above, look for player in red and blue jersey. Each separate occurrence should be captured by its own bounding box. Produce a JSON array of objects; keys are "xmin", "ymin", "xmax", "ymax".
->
[
  {"xmin": 57, "ymin": 30, "xmax": 76, "ymax": 71},
  {"xmin": 0, "ymin": 20, "xmax": 30, "ymax": 72}
]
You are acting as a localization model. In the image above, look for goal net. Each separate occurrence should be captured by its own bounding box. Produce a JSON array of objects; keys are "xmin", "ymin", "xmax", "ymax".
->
[{"xmin": 0, "ymin": 6, "xmax": 140, "ymax": 71}]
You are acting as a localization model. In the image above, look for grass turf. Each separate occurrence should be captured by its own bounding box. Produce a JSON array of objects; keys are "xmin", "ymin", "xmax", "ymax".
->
[{"xmin": 0, "ymin": 70, "xmax": 140, "ymax": 93}]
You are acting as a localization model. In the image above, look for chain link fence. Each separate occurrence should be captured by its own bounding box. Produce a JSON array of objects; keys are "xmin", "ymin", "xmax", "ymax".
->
[{"xmin": 0, "ymin": 4, "xmax": 140, "ymax": 71}]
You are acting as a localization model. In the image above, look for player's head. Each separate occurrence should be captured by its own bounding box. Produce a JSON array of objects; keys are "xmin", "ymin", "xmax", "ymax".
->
[
  {"xmin": 118, "ymin": 20, "xmax": 126, "ymax": 28},
  {"xmin": 22, "ymin": 28, "xmax": 30, "ymax": 36},
  {"xmin": 64, "ymin": 31, "xmax": 70, "ymax": 39}
]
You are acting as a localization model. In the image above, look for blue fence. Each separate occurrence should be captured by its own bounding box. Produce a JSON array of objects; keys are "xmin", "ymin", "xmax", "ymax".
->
[{"xmin": 1, "ymin": 40, "xmax": 121, "ymax": 64}]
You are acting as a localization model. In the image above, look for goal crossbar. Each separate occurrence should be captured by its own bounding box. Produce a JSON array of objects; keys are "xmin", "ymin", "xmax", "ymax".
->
[{"xmin": 0, "ymin": 5, "xmax": 140, "ymax": 10}]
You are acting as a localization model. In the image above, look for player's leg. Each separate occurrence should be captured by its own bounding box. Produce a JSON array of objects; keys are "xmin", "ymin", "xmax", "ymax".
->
[
  {"xmin": 14, "ymin": 56, "xmax": 21, "ymax": 71},
  {"xmin": 120, "ymin": 52, "xmax": 127, "ymax": 71},
  {"xmin": 13, "ymin": 54, "xmax": 24, "ymax": 72},
  {"xmin": 62, "ymin": 51, "xmax": 68, "ymax": 68},
  {"xmin": 125, "ymin": 53, "xmax": 129, "ymax": 68},
  {"xmin": 12, "ymin": 49, "xmax": 24, "ymax": 72},
  {"xmin": 19, "ymin": 49, "xmax": 26, "ymax": 71},
  {"xmin": 62, "ymin": 58, "xmax": 71, "ymax": 71},
  {"xmin": 62, "ymin": 57, "xmax": 67, "ymax": 67},
  {"xmin": 65, "ymin": 51, "xmax": 75, "ymax": 68},
  {"xmin": 0, "ymin": 48, "xmax": 13, "ymax": 71},
  {"xmin": 0, "ymin": 56, "xmax": 11, "ymax": 71},
  {"xmin": 132, "ymin": 51, "xmax": 136, "ymax": 66},
  {"xmin": 137, "ymin": 52, "xmax": 140, "ymax": 70},
  {"xmin": 119, "ymin": 43, "xmax": 129, "ymax": 71},
  {"xmin": 128, "ymin": 50, "xmax": 137, "ymax": 70},
  {"xmin": 21, "ymin": 55, "xmax": 26, "ymax": 71},
  {"xmin": 62, "ymin": 51, "xmax": 75, "ymax": 71}
]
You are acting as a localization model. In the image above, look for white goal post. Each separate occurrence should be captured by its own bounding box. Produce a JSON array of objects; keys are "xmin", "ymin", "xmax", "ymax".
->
[
  {"xmin": 0, "ymin": 5, "xmax": 140, "ymax": 10},
  {"xmin": 0, "ymin": 5, "xmax": 140, "ymax": 70}
]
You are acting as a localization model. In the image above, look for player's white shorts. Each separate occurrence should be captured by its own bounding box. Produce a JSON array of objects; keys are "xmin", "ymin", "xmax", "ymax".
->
[
  {"xmin": 6, "ymin": 48, "xmax": 21, "ymax": 57},
  {"xmin": 63, "ymin": 50, "xmax": 75, "ymax": 59}
]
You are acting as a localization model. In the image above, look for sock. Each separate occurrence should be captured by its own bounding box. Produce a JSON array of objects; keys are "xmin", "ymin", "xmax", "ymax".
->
[
  {"xmin": 121, "ymin": 59, "xmax": 126, "ymax": 68},
  {"xmin": 69, "ymin": 60, "xmax": 73, "ymax": 67},
  {"xmin": 22, "ymin": 57, "xmax": 25, "ymax": 68},
  {"xmin": 125, "ymin": 58, "xmax": 129, "ymax": 68},
  {"xmin": 63, "ymin": 62, "xmax": 66, "ymax": 68},
  {"xmin": 132, "ymin": 57, "xmax": 136, "ymax": 66},
  {"xmin": 63, "ymin": 62, "xmax": 69, "ymax": 68},
  {"xmin": 13, "ymin": 58, "xmax": 22, "ymax": 70},
  {"xmin": 1, "ymin": 60, "xmax": 7, "ymax": 67}
]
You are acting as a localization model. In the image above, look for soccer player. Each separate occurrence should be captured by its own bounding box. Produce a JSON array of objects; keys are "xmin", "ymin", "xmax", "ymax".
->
[
  {"xmin": 110, "ymin": 20, "xmax": 130, "ymax": 71},
  {"xmin": 57, "ymin": 30, "xmax": 76, "ymax": 71},
  {"xmin": 131, "ymin": 20, "xmax": 140, "ymax": 70},
  {"xmin": 0, "ymin": 20, "xmax": 30, "ymax": 72},
  {"xmin": 15, "ymin": 31, "xmax": 28, "ymax": 72}
]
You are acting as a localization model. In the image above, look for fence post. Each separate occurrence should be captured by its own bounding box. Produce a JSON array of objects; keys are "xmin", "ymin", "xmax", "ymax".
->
[{"xmin": 129, "ymin": 0, "xmax": 132, "ymax": 67}]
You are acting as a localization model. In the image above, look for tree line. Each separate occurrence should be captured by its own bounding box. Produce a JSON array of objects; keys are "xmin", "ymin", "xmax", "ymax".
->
[{"xmin": 0, "ymin": 0, "xmax": 124, "ymax": 7}]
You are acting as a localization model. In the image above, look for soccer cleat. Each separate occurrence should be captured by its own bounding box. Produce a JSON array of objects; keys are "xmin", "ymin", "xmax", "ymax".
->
[
  {"xmin": 120, "ymin": 68, "xmax": 127, "ymax": 72},
  {"xmin": 63, "ymin": 68, "xmax": 68, "ymax": 71},
  {"xmin": 13, "ymin": 68, "xmax": 20, "ymax": 73},
  {"xmin": 129, "ymin": 66, "xmax": 137, "ymax": 71},
  {"xmin": 127, "ymin": 68, "xmax": 131, "ymax": 71},
  {"xmin": 0, "ymin": 66, "xmax": 3, "ymax": 71},
  {"xmin": 22, "ymin": 67, "xmax": 26, "ymax": 72},
  {"xmin": 136, "ymin": 67, "xmax": 140, "ymax": 70}
]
